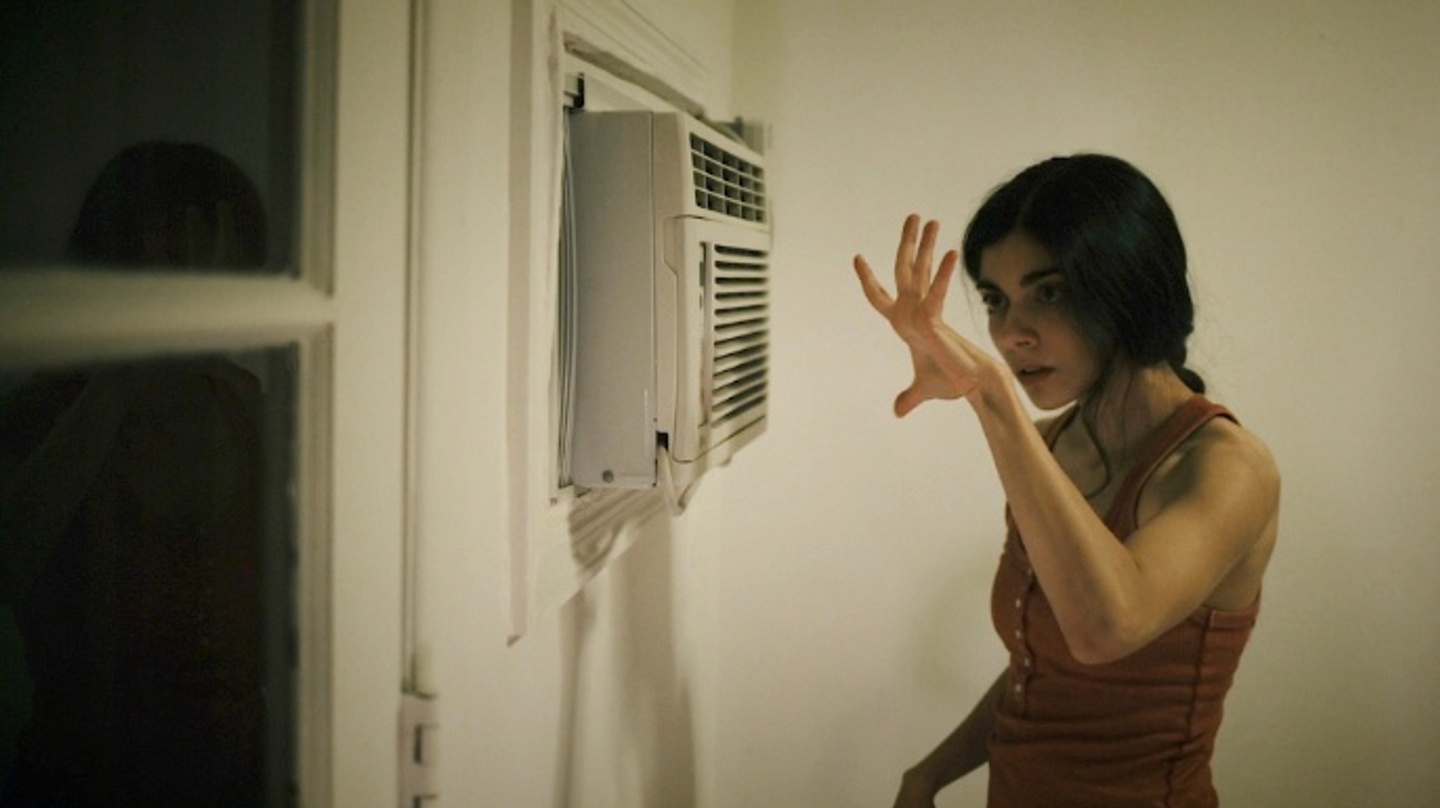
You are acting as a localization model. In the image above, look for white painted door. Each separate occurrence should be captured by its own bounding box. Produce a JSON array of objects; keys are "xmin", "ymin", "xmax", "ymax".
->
[{"xmin": 0, "ymin": 1, "xmax": 411, "ymax": 805}]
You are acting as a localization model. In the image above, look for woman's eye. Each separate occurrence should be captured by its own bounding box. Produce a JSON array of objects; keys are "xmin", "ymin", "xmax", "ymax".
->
[
  {"xmin": 1036, "ymin": 283, "xmax": 1065, "ymax": 304},
  {"xmin": 980, "ymin": 292, "xmax": 1004, "ymax": 313}
]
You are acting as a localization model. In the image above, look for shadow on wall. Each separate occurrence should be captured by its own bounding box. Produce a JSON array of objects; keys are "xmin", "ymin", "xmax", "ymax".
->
[{"xmin": 553, "ymin": 516, "xmax": 696, "ymax": 808}]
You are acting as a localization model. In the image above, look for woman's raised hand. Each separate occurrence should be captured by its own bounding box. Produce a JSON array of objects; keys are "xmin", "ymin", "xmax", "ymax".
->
[{"xmin": 852, "ymin": 214, "xmax": 999, "ymax": 417}]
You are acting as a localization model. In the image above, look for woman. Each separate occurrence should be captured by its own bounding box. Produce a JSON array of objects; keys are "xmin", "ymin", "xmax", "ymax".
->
[{"xmin": 852, "ymin": 154, "xmax": 1279, "ymax": 807}]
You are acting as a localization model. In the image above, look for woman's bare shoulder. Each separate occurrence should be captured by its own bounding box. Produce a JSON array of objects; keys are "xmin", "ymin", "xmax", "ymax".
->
[
  {"xmin": 1157, "ymin": 414, "xmax": 1280, "ymax": 510},
  {"xmin": 1199, "ymin": 416, "xmax": 1277, "ymax": 477}
]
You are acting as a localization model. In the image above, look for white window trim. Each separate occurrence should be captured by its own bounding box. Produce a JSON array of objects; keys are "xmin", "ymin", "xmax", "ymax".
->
[{"xmin": 506, "ymin": 3, "xmax": 732, "ymax": 641}]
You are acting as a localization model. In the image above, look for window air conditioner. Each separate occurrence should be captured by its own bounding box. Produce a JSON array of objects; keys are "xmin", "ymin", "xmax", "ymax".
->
[{"xmin": 566, "ymin": 110, "xmax": 770, "ymax": 510}]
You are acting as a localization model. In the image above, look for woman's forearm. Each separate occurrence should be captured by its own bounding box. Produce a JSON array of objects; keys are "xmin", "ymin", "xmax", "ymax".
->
[
  {"xmin": 966, "ymin": 377, "xmax": 1141, "ymax": 663},
  {"xmin": 902, "ymin": 670, "xmax": 1007, "ymax": 797}
]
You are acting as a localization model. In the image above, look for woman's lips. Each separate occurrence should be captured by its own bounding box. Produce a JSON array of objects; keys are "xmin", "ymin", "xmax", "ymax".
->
[{"xmin": 1015, "ymin": 366, "xmax": 1054, "ymax": 386}]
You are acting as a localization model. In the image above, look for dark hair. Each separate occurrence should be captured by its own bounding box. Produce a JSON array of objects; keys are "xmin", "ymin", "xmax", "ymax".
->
[
  {"xmin": 961, "ymin": 153, "xmax": 1203, "ymax": 394},
  {"xmin": 68, "ymin": 141, "xmax": 267, "ymax": 269}
]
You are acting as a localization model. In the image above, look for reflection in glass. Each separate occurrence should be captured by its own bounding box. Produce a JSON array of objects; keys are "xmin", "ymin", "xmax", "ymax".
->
[
  {"xmin": 68, "ymin": 142, "xmax": 270, "ymax": 271},
  {"xmin": 0, "ymin": 0, "xmax": 298, "ymax": 274},
  {"xmin": 0, "ymin": 348, "xmax": 297, "ymax": 806}
]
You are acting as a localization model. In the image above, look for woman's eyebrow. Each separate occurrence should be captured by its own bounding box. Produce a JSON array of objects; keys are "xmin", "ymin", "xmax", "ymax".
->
[{"xmin": 975, "ymin": 267, "xmax": 1063, "ymax": 291}]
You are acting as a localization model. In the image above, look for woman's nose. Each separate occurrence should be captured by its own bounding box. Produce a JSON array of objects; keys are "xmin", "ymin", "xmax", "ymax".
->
[{"xmin": 993, "ymin": 309, "xmax": 1038, "ymax": 349}]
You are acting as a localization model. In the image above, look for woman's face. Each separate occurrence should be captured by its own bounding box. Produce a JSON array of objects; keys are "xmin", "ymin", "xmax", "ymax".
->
[{"xmin": 975, "ymin": 232, "xmax": 1103, "ymax": 411}]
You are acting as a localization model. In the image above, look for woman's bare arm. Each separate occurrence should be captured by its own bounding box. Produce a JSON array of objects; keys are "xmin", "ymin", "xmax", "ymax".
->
[
  {"xmin": 892, "ymin": 671, "xmax": 1007, "ymax": 807},
  {"xmin": 967, "ymin": 381, "xmax": 1278, "ymax": 663}
]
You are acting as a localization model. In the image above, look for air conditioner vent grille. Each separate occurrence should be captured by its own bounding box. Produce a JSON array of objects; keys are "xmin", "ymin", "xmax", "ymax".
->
[
  {"xmin": 690, "ymin": 134, "xmax": 767, "ymax": 223},
  {"xmin": 707, "ymin": 244, "xmax": 769, "ymax": 430}
]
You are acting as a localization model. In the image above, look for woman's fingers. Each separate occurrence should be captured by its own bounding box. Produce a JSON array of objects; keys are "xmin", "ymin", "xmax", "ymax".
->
[
  {"xmin": 893, "ymin": 214, "xmax": 948, "ymax": 299},
  {"xmin": 913, "ymin": 218, "xmax": 940, "ymax": 292},
  {"xmin": 926, "ymin": 249, "xmax": 959, "ymax": 317},
  {"xmin": 853, "ymin": 253, "xmax": 895, "ymax": 313},
  {"xmin": 854, "ymin": 216, "xmax": 986, "ymax": 417},
  {"xmin": 894, "ymin": 214, "xmax": 921, "ymax": 292},
  {"xmin": 857, "ymin": 216, "xmax": 959, "ymax": 322},
  {"xmin": 894, "ymin": 383, "xmax": 925, "ymax": 419}
]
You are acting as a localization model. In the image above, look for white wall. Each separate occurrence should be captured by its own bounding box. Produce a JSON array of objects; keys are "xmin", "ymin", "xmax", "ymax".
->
[{"xmin": 717, "ymin": 2, "xmax": 1440, "ymax": 807}]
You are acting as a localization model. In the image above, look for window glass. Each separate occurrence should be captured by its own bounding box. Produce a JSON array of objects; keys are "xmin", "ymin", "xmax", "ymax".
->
[
  {"xmin": 0, "ymin": 347, "xmax": 298, "ymax": 805},
  {"xmin": 0, "ymin": 0, "xmax": 299, "ymax": 274}
]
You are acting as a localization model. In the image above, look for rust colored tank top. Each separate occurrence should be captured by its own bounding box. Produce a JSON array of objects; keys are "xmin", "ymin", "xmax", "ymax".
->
[{"xmin": 987, "ymin": 395, "xmax": 1258, "ymax": 808}]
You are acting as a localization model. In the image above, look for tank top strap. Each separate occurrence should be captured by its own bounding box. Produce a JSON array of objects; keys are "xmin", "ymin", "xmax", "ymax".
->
[{"xmin": 1103, "ymin": 395, "xmax": 1237, "ymax": 536}]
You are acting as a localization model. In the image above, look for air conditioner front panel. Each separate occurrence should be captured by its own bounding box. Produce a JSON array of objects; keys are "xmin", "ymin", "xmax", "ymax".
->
[{"xmin": 568, "ymin": 112, "xmax": 658, "ymax": 489}]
